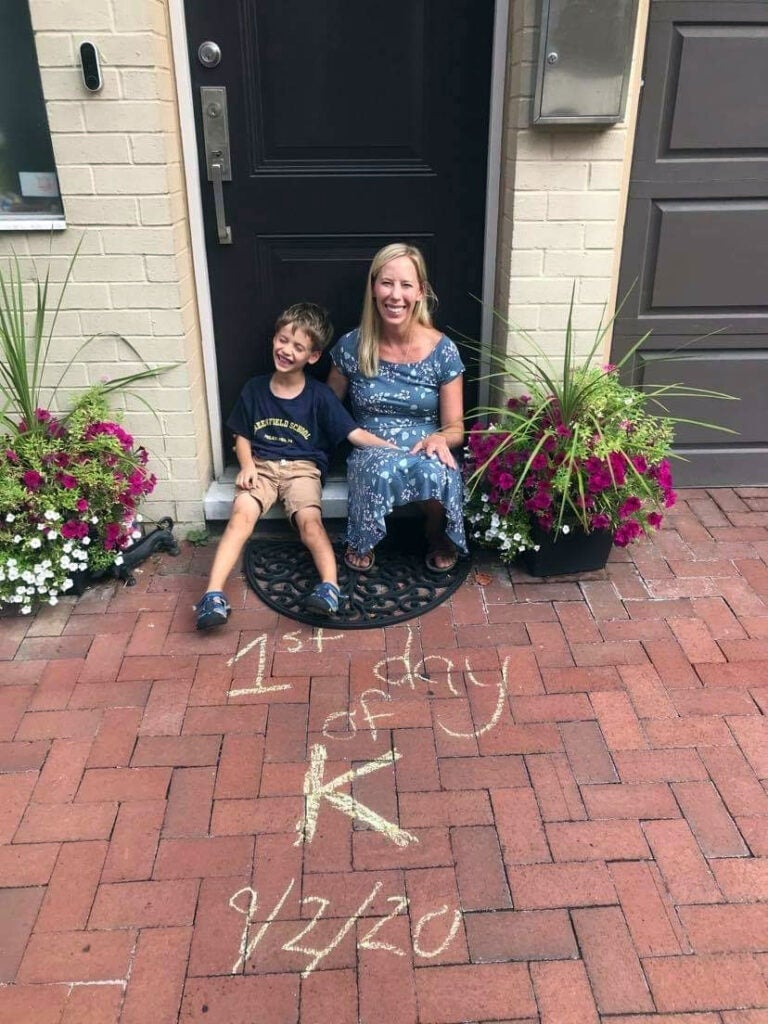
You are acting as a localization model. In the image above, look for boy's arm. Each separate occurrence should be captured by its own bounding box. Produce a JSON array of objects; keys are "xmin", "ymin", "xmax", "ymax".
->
[
  {"xmin": 347, "ymin": 427, "xmax": 399, "ymax": 450},
  {"xmin": 233, "ymin": 435, "xmax": 258, "ymax": 489}
]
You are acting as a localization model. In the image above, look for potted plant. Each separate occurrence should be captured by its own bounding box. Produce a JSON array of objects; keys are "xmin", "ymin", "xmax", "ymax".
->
[
  {"xmin": 0, "ymin": 248, "xmax": 172, "ymax": 613},
  {"xmin": 463, "ymin": 294, "xmax": 733, "ymax": 575}
]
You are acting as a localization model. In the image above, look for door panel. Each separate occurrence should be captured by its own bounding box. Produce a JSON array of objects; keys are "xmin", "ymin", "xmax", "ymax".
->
[
  {"xmin": 613, "ymin": 0, "xmax": 768, "ymax": 484},
  {"xmin": 184, "ymin": 0, "xmax": 494, "ymax": 451}
]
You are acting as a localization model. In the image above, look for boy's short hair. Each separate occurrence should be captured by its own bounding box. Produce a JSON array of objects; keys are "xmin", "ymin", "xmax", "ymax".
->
[{"xmin": 275, "ymin": 303, "xmax": 333, "ymax": 352}]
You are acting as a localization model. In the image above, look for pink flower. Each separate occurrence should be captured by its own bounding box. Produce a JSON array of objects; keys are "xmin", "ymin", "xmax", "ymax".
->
[
  {"xmin": 34, "ymin": 407, "xmax": 51, "ymax": 423},
  {"xmin": 618, "ymin": 496, "xmax": 642, "ymax": 520},
  {"xmin": 590, "ymin": 512, "xmax": 611, "ymax": 530},
  {"xmin": 5, "ymin": 449, "xmax": 19, "ymax": 464},
  {"xmin": 607, "ymin": 452, "xmax": 627, "ymax": 486},
  {"xmin": 55, "ymin": 472, "xmax": 77, "ymax": 490},
  {"xmin": 631, "ymin": 455, "xmax": 648, "ymax": 474},
  {"xmin": 497, "ymin": 472, "xmax": 515, "ymax": 491},
  {"xmin": 647, "ymin": 511, "xmax": 663, "ymax": 529},
  {"xmin": 22, "ymin": 470, "xmax": 43, "ymax": 491},
  {"xmin": 61, "ymin": 519, "xmax": 89, "ymax": 540},
  {"xmin": 53, "ymin": 453, "xmax": 71, "ymax": 468},
  {"xmin": 614, "ymin": 520, "xmax": 642, "ymax": 547},
  {"xmin": 76, "ymin": 498, "xmax": 89, "ymax": 512},
  {"xmin": 531, "ymin": 452, "xmax": 548, "ymax": 470},
  {"xmin": 103, "ymin": 522, "xmax": 122, "ymax": 550},
  {"xmin": 664, "ymin": 489, "xmax": 677, "ymax": 509}
]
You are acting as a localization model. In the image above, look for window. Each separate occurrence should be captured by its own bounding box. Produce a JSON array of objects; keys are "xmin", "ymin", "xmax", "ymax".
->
[{"xmin": 0, "ymin": 0, "xmax": 65, "ymax": 228}]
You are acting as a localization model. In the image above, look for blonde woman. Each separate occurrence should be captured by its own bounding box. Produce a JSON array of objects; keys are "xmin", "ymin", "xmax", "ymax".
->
[{"xmin": 327, "ymin": 243, "xmax": 467, "ymax": 573}]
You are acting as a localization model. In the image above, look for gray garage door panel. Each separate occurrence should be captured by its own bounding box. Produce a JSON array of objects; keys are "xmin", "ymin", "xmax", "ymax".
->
[
  {"xmin": 651, "ymin": 201, "xmax": 768, "ymax": 310},
  {"xmin": 613, "ymin": 0, "xmax": 768, "ymax": 485}
]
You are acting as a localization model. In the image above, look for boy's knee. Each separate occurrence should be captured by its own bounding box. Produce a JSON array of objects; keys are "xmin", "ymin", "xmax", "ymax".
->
[
  {"xmin": 294, "ymin": 507, "xmax": 323, "ymax": 541},
  {"xmin": 229, "ymin": 494, "xmax": 260, "ymax": 532}
]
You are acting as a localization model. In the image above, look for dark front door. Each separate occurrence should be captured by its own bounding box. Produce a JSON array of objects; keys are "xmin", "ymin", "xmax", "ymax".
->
[
  {"xmin": 612, "ymin": 0, "xmax": 768, "ymax": 485},
  {"xmin": 184, "ymin": 1, "xmax": 494, "ymax": 454}
]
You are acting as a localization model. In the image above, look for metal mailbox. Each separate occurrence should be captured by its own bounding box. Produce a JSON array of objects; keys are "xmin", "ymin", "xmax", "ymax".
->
[{"xmin": 532, "ymin": 0, "xmax": 640, "ymax": 125}]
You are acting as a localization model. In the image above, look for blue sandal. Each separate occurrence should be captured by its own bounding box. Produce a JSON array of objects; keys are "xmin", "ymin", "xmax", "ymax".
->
[
  {"xmin": 303, "ymin": 581, "xmax": 341, "ymax": 615},
  {"xmin": 195, "ymin": 590, "xmax": 231, "ymax": 630}
]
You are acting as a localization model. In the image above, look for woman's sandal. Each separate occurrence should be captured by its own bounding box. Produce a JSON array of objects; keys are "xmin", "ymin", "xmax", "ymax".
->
[
  {"xmin": 425, "ymin": 545, "xmax": 459, "ymax": 575},
  {"xmin": 344, "ymin": 548, "xmax": 375, "ymax": 573}
]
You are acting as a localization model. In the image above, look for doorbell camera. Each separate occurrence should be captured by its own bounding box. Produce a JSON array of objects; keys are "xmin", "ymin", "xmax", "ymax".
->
[{"xmin": 79, "ymin": 41, "xmax": 103, "ymax": 92}]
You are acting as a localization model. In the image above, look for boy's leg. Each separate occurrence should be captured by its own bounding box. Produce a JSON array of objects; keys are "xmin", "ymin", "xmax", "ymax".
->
[
  {"xmin": 206, "ymin": 492, "xmax": 262, "ymax": 593},
  {"xmin": 293, "ymin": 506, "xmax": 337, "ymax": 586}
]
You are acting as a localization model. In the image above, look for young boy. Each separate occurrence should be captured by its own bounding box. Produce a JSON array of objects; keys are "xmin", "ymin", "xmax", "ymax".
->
[{"xmin": 195, "ymin": 302, "xmax": 393, "ymax": 628}]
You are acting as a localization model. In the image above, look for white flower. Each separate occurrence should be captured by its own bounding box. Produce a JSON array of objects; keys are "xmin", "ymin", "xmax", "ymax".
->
[
  {"xmin": 61, "ymin": 578, "xmax": 74, "ymax": 591},
  {"xmin": 561, "ymin": 524, "xmax": 570, "ymax": 534},
  {"xmin": 44, "ymin": 510, "xmax": 60, "ymax": 521},
  {"xmin": 135, "ymin": 514, "xmax": 143, "ymax": 522},
  {"xmin": 63, "ymin": 542, "xmax": 72, "ymax": 554},
  {"xmin": 81, "ymin": 537, "xmax": 91, "ymax": 546},
  {"xmin": 47, "ymin": 531, "xmax": 57, "ymax": 541},
  {"xmin": 534, "ymin": 544, "xmax": 541, "ymax": 551},
  {"xmin": 29, "ymin": 538, "xmax": 42, "ymax": 549},
  {"xmin": 5, "ymin": 513, "xmax": 15, "ymax": 523},
  {"xmin": 12, "ymin": 535, "xmax": 21, "ymax": 544},
  {"xmin": 37, "ymin": 523, "xmax": 46, "ymax": 531},
  {"xmin": 132, "ymin": 529, "xmax": 142, "ymax": 539},
  {"xmin": 7, "ymin": 558, "xmax": 16, "ymax": 566},
  {"xmin": 114, "ymin": 555, "xmax": 124, "ymax": 566},
  {"xmin": 91, "ymin": 516, "xmax": 99, "ymax": 524},
  {"xmin": 48, "ymin": 595, "xmax": 58, "ymax": 606},
  {"xmin": 21, "ymin": 605, "xmax": 32, "ymax": 615},
  {"xmin": 513, "ymin": 532, "xmax": 522, "ymax": 542}
]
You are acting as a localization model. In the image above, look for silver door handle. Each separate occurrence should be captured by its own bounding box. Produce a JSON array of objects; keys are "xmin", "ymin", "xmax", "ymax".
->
[{"xmin": 211, "ymin": 162, "xmax": 232, "ymax": 244}]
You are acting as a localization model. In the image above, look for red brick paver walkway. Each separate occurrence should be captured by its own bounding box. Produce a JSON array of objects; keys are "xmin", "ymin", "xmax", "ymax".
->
[{"xmin": 1, "ymin": 487, "xmax": 768, "ymax": 1024}]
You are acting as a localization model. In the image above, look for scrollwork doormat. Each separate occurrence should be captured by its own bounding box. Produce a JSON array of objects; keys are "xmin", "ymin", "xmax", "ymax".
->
[{"xmin": 243, "ymin": 535, "xmax": 471, "ymax": 629}]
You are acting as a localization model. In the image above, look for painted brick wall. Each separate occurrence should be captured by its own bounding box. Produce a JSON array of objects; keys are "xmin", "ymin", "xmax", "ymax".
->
[
  {"xmin": 493, "ymin": 0, "xmax": 648, "ymax": 380},
  {"xmin": 0, "ymin": 0, "xmax": 211, "ymax": 528}
]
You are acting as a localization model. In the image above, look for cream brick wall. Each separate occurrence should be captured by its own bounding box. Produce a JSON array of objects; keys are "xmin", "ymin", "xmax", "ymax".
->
[
  {"xmin": 0, "ymin": 0, "xmax": 210, "ymax": 529},
  {"xmin": 492, "ymin": 0, "xmax": 649, "ymax": 385}
]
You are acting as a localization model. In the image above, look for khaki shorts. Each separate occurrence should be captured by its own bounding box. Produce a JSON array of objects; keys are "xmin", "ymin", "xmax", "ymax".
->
[{"xmin": 239, "ymin": 457, "xmax": 322, "ymax": 520}]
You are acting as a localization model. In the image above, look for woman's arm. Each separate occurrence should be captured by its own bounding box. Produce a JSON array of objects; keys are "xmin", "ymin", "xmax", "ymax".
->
[
  {"xmin": 409, "ymin": 374, "xmax": 464, "ymax": 468},
  {"xmin": 326, "ymin": 365, "xmax": 349, "ymax": 401}
]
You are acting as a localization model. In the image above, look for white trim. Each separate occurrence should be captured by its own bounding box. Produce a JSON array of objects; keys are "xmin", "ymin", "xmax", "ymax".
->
[
  {"xmin": 0, "ymin": 218, "xmax": 66, "ymax": 231},
  {"xmin": 168, "ymin": 0, "xmax": 224, "ymax": 478},
  {"xmin": 479, "ymin": 0, "xmax": 509, "ymax": 412}
]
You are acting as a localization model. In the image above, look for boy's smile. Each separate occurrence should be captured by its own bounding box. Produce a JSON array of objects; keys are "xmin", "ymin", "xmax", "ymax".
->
[{"xmin": 272, "ymin": 325, "xmax": 320, "ymax": 375}]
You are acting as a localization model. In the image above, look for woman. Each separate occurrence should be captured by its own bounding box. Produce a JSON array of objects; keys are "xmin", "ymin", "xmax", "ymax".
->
[{"xmin": 327, "ymin": 242, "xmax": 468, "ymax": 572}]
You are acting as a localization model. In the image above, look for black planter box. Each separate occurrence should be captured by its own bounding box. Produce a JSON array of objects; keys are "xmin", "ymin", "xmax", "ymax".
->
[{"xmin": 519, "ymin": 525, "xmax": 613, "ymax": 577}]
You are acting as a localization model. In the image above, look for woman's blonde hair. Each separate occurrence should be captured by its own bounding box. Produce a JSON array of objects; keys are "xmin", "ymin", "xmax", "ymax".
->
[{"xmin": 357, "ymin": 243, "xmax": 437, "ymax": 377}]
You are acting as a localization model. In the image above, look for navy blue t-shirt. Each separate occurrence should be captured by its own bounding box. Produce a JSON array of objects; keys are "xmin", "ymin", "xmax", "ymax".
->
[{"xmin": 226, "ymin": 374, "xmax": 357, "ymax": 482}]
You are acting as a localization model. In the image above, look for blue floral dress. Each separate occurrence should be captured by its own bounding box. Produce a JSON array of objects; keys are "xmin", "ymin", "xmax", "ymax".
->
[{"xmin": 331, "ymin": 329, "xmax": 468, "ymax": 555}]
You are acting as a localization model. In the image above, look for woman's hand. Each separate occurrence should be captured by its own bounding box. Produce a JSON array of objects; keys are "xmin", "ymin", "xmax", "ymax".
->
[{"xmin": 410, "ymin": 433, "xmax": 457, "ymax": 469}]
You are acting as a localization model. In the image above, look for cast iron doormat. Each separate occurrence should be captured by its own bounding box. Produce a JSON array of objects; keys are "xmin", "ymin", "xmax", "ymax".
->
[{"xmin": 243, "ymin": 533, "xmax": 471, "ymax": 629}]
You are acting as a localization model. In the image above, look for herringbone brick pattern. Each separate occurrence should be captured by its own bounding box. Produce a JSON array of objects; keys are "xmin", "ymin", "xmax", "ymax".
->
[{"xmin": 1, "ymin": 487, "xmax": 767, "ymax": 1023}]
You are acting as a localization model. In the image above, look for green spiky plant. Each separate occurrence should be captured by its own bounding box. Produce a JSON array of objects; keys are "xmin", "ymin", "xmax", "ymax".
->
[{"xmin": 462, "ymin": 287, "xmax": 735, "ymax": 562}]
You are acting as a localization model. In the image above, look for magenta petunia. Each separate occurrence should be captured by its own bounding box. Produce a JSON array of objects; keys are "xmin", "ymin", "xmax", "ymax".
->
[
  {"xmin": 61, "ymin": 519, "xmax": 89, "ymax": 540},
  {"xmin": 497, "ymin": 472, "xmax": 515, "ymax": 491},
  {"xmin": 5, "ymin": 449, "xmax": 19, "ymax": 464},
  {"xmin": 590, "ymin": 512, "xmax": 611, "ymax": 530},
  {"xmin": 76, "ymin": 498, "xmax": 89, "ymax": 512},
  {"xmin": 55, "ymin": 472, "xmax": 77, "ymax": 490},
  {"xmin": 647, "ymin": 511, "xmax": 663, "ymax": 529},
  {"xmin": 22, "ymin": 470, "xmax": 43, "ymax": 491},
  {"xmin": 618, "ymin": 496, "xmax": 642, "ymax": 519}
]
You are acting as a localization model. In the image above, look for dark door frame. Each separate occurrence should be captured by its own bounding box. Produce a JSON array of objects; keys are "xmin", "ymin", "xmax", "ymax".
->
[{"xmin": 168, "ymin": 0, "xmax": 509, "ymax": 479}]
